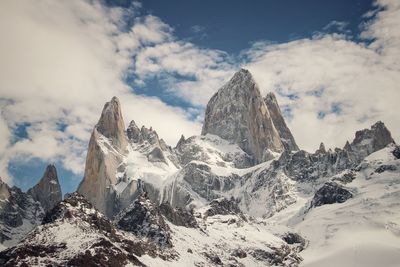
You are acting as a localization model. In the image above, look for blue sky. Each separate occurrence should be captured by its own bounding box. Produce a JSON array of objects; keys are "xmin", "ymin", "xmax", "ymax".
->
[{"xmin": 1, "ymin": 0, "xmax": 399, "ymax": 196}]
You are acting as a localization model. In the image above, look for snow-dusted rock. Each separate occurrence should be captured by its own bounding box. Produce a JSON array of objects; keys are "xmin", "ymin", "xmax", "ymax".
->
[
  {"xmin": 27, "ymin": 164, "xmax": 62, "ymax": 212},
  {"xmin": 202, "ymin": 69, "xmax": 284, "ymax": 163},
  {"xmin": 281, "ymin": 121, "xmax": 395, "ymax": 182},
  {"xmin": 310, "ymin": 182, "xmax": 353, "ymax": 208},
  {"xmin": 0, "ymin": 164, "xmax": 63, "ymax": 250},
  {"xmin": 159, "ymin": 202, "xmax": 198, "ymax": 228},
  {"xmin": 0, "ymin": 192, "xmax": 148, "ymax": 266},
  {"xmin": 175, "ymin": 134, "xmax": 252, "ymax": 168},
  {"xmin": 264, "ymin": 92, "xmax": 299, "ymax": 152},
  {"xmin": 115, "ymin": 193, "xmax": 172, "ymax": 248},
  {"xmin": 0, "ymin": 179, "xmax": 43, "ymax": 248}
]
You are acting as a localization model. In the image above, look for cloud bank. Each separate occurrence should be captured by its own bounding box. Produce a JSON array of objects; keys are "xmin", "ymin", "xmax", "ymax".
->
[{"xmin": 0, "ymin": 0, "xmax": 399, "ymax": 185}]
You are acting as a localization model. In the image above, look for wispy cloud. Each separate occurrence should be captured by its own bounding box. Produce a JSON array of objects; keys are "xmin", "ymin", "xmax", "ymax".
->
[
  {"xmin": 0, "ymin": 0, "xmax": 201, "ymax": 183},
  {"xmin": 0, "ymin": 0, "xmax": 399, "ymax": 185}
]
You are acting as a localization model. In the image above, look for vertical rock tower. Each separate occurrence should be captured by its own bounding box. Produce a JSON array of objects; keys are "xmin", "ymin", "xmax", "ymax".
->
[
  {"xmin": 264, "ymin": 92, "xmax": 299, "ymax": 152},
  {"xmin": 202, "ymin": 69, "xmax": 286, "ymax": 163},
  {"xmin": 77, "ymin": 96, "xmax": 129, "ymax": 218}
]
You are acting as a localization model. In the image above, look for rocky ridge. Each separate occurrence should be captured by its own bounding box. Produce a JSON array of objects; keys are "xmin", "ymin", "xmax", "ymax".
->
[{"xmin": 0, "ymin": 164, "xmax": 62, "ymax": 249}]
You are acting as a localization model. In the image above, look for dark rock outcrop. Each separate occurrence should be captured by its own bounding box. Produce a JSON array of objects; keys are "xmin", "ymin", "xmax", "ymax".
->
[
  {"xmin": 374, "ymin": 164, "xmax": 397, "ymax": 174},
  {"xmin": 310, "ymin": 182, "xmax": 353, "ymax": 208},
  {"xmin": 159, "ymin": 202, "xmax": 198, "ymax": 228},
  {"xmin": 393, "ymin": 145, "xmax": 400, "ymax": 159},
  {"xmin": 204, "ymin": 197, "xmax": 242, "ymax": 217},
  {"xmin": 116, "ymin": 193, "xmax": 172, "ymax": 248},
  {"xmin": 281, "ymin": 232, "xmax": 307, "ymax": 252},
  {"xmin": 249, "ymin": 245, "xmax": 303, "ymax": 266}
]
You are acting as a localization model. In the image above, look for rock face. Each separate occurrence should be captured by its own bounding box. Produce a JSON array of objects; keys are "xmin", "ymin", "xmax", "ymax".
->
[
  {"xmin": 175, "ymin": 134, "xmax": 252, "ymax": 168},
  {"xmin": 310, "ymin": 182, "xmax": 353, "ymax": 208},
  {"xmin": 27, "ymin": 164, "xmax": 62, "ymax": 212},
  {"xmin": 204, "ymin": 197, "xmax": 242, "ymax": 217},
  {"xmin": 77, "ymin": 97, "xmax": 129, "ymax": 218},
  {"xmin": 351, "ymin": 121, "xmax": 394, "ymax": 159},
  {"xmin": 161, "ymin": 162, "xmax": 240, "ymax": 209},
  {"xmin": 96, "ymin": 96, "xmax": 128, "ymax": 150},
  {"xmin": 264, "ymin": 92, "xmax": 299, "ymax": 152},
  {"xmin": 281, "ymin": 121, "xmax": 395, "ymax": 182},
  {"xmin": 159, "ymin": 202, "xmax": 198, "ymax": 228},
  {"xmin": 0, "ymin": 164, "xmax": 63, "ymax": 248},
  {"xmin": 202, "ymin": 69, "xmax": 284, "ymax": 163},
  {"xmin": 115, "ymin": 193, "xmax": 172, "ymax": 248},
  {"xmin": 0, "ymin": 179, "xmax": 43, "ymax": 245},
  {"xmin": 127, "ymin": 120, "xmax": 179, "ymax": 167}
]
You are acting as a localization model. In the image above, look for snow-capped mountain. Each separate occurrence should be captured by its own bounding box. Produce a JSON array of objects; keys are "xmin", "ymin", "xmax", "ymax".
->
[
  {"xmin": 1, "ymin": 69, "xmax": 399, "ymax": 266},
  {"xmin": 0, "ymin": 164, "xmax": 62, "ymax": 250}
]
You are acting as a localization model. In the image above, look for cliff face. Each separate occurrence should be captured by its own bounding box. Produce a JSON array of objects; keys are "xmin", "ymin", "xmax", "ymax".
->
[
  {"xmin": 77, "ymin": 97, "xmax": 129, "ymax": 218},
  {"xmin": 27, "ymin": 164, "xmax": 62, "ymax": 212},
  {"xmin": 264, "ymin": 92, "xmax": 299, "ymax": 152},
  {"xmin": 202, "ymin": 69, "xmax": 284, "ymax": 163}
]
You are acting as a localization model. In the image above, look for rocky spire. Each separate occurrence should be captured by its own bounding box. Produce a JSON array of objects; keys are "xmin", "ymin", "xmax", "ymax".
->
[
  {"xmin": 27, "ymin": 164, "xmax": 62, "ymax": 212},
  {"xmin": 96, "ymin": 96, "xmax": 127, "ymax": 150},
  {"xmin": 264, "ymin": 92, "xmax": 299, "ymax": 151},
  {"xmin": 316, "ymin": 142, "xmax": 326, "ymax": 154},
  {"xmin": 176, "ymin": 134, "xmax": 186, "ymax": 150},
  {"xmin": 202, "ymin": 69, "xmax": 284, "ymax": 163},
  {"xmin": 127, "ymin": 120, "xmax": 141, "ymax": 143},
  {"xmin": 343, "ymin": 141, "xmax": 352, "ymax": 151},
  {"xmin": 78, "ymin": 96, "xmax": 129, "ymax": 218}
]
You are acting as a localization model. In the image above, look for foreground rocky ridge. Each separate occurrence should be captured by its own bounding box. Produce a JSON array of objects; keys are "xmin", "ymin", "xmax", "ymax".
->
[{"xmin": 0, "ymin": 191, "xmax": 305, "ymax": 267}]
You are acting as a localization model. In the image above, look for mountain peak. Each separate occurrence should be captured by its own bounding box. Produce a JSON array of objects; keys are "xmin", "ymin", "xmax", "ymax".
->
[
  {"xmin": 352, "ymin": 121, "xmax": 394, "ymax": 153},
  {"xmin": 27, "ymin": 164, "xmax": 62, "ymax": 212},
  {"xmin": 202, "ymin": 69, "xmax": 284, "ymax": 163},
  {"xmin": 264, "ymin": 92, "xmax": 299, "ymax": 151},
  {"xmin": 96, "ymin": 96, "xmax": 127, "ymax": 149}
]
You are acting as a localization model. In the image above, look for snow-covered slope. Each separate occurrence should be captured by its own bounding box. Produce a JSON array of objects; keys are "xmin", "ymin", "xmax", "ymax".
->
[
  {"xmin": 269, "ymin": 144, "xmax": 400, "ymax": 267},
  {"xmin": 0, "ymin": 192, "xmax": 305, "ymax": 267}
]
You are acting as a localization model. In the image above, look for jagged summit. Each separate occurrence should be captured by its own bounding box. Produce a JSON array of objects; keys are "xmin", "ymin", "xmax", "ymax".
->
[
  {"xmin": 27, "ymin": 164, "xmax": 62, "ymax": 212},
  {"xmin": 202, "ymin": 69, "xmax": 284, "ymax": 163},
  {"xmin": 96, "ymin": 96, "xmax": 127, "ymax": 150},
  {"xmin": 316, "ymin": 142, "xmax": 326, "ymax": 154},
  {"xmin": 264, "ymin": 92, "xmax": 299, "ymax": 151},
  {"xmin": 77, "ymin": 97, "xmax": 129, "ymax": 218}
]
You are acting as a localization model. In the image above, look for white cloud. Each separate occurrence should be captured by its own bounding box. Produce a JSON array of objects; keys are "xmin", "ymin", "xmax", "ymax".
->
[
  {"xmin": 134, "ymin": 41, "xmax": 236, "ymax": 105},
  {"xmin": 0, "ymin": 0, "xmax": 201, "ymax": 182},
  {"xmin": 242, "ymin": 0, "xmax": 400, "ymax": 151},
  {"xmin": 0, "ymin": 0, "xmax": 399, "ymax": 186}
]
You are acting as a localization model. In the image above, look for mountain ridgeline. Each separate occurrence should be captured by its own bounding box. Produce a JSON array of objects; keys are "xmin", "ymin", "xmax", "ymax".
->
[
  {"xmin": 74, "ymin": 68, "xmax": 395, "ymax": 219},
  {"xmin": 1, "ymin": 69, "xmax": 399, "ymax": 267}
]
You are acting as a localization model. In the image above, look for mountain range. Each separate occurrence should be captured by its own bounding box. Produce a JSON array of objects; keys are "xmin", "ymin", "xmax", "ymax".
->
[{"xmin": 0, "ymin": 69, "xmax": 399, "ymax": 267}]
